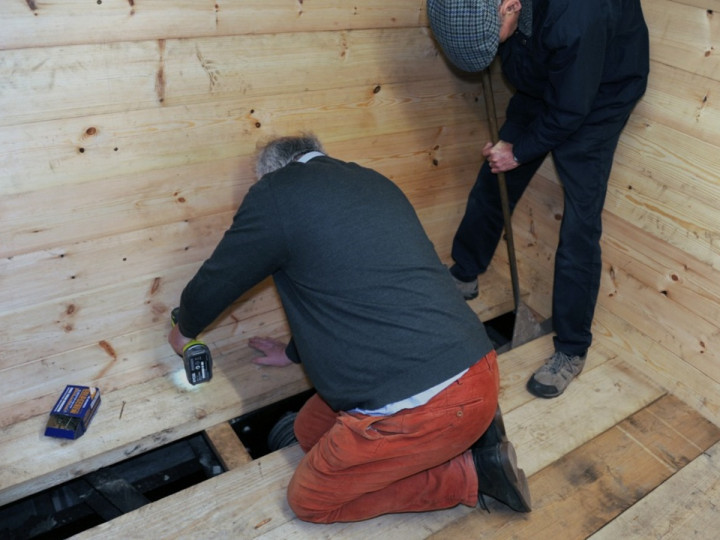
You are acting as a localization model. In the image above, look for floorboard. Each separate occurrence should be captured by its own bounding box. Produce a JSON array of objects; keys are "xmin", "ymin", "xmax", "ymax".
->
[
  {"xmin": 431, "ymin": 394, "xmax": 720, "ymax": 539},
  {"xmin": 590, "ymin": 440, "xmax": 720, "ymax": 539},
  {"xmin": 204, "ymin": 422, "xmax": 253, "ymax": 471},
  {"xmin": 72, "ymin": 340, "xmax": 685, "ymax": 539}
]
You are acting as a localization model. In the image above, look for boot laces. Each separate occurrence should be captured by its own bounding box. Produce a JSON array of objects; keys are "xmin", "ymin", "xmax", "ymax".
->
[{"xmin": 547, "ymin": 352, "xmax": 574, "ymax": 374}]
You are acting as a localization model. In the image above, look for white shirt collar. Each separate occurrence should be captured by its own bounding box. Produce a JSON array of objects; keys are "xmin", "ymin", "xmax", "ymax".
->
[{"xmin": 296, "ymin": 151, "xmax": 325, "ymax": 163}]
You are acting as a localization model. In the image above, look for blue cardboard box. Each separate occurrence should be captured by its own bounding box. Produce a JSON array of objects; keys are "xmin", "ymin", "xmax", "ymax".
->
[{"xmin": 44, "ymin": 385, "xmax": 101, "ymax": 440}]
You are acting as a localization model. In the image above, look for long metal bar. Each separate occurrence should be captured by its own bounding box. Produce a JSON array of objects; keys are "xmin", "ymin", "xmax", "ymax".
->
[{"xmin": 480, "ymin": 68, "xmax": 521, "ymax": 312}]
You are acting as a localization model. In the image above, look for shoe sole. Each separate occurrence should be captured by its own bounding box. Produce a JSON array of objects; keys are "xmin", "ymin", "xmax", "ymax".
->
[
  {"xmin": 526, "ymin": 376, "xmax": 562, "ymax": 398},
  {"xmin": 497, "ymin": 441, "xmax": 532, "ymax": 512}
]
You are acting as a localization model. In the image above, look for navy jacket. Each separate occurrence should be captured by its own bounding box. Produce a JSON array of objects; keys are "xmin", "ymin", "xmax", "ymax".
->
[{"xmin": 500, "ymin": 0, "xmax": 650, "ymax": 163}]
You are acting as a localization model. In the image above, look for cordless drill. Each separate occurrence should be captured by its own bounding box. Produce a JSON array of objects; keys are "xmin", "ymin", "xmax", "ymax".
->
[{"xmin": 171, "ymin": 308, "xmax": 213, "ymax": 385}]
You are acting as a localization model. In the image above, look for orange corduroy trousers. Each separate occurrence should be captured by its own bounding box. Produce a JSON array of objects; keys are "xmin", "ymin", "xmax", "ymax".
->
[{"xmin": 287, "ymin": 351, "xmax": 499, "ymax": 523}]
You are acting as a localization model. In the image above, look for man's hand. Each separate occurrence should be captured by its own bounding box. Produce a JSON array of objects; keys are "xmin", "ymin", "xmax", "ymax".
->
[
  {"xmin": 168, "ymin": 324, "xmax": 192, "ymax": 356},
  {"xmin": 483, "ymin": 140, "xmax": 520, "ymax": 173},
  {"xmin": 249, "ymin": 336, "xmax": 294, "ymax": 367}
]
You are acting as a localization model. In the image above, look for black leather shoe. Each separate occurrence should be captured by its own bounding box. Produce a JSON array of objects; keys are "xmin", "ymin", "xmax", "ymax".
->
[
  {"xmin": 474, "ymin": 406, "xmax": 507, "ymax": 448},
  {"xmin": 472, "ymin": 440, "xmax": 532, "ymax": 512}
]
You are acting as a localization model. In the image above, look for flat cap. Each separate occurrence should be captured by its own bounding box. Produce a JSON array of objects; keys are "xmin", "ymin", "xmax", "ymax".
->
[{"xmin": 427, "ymin": 0, "xmax": 500, "ymax": 72}]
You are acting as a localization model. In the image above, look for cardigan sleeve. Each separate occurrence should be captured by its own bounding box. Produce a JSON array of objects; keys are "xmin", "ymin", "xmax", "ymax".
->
[{"xmin": 177, "ymin": 180, "xmax": 288, "ymax": 338}]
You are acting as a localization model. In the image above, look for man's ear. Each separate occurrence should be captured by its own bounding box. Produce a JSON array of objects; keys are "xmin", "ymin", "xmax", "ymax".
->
[
  {"xmin": 498, "ymin": 0, "xmax": 522, "ymax": 42},
  {"xmin": 501, "ymin": 0, "xmax": 522, "ymax": 16}
]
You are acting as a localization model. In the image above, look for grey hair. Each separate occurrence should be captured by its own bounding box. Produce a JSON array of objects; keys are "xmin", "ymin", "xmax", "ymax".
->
[{"xmin": 255, "ymin": 134, "xmax": 325, "ymax": 179}]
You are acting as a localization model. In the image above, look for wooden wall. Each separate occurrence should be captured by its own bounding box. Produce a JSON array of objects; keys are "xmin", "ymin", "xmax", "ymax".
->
[
  {"xmin": 0, "ymin": 1, "xmax": 506, "ymax": 438},
  {"xmin": 1, "ymin": 0, "xmax": 719, "ymax": 498}
]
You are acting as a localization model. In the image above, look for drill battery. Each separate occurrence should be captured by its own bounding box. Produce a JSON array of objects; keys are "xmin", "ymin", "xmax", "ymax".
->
[{"xmin": 171, "ymin": 308, "xmax": 213, "ymax": 385}]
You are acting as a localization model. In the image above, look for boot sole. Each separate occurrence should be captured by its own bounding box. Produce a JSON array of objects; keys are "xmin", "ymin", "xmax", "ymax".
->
[
  {"xmin": 497, "ymin": 441, "xmax": 532, "ymax": 512},
  {"xmin": 526, "ymin": 376, "xmax": 563, "ymax": 398}
]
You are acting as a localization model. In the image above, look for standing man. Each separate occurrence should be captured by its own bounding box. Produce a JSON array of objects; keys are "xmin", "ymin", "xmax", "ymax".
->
[
  {"xmin": 429, "ymin": 0, "xmax": 649, "ymax": 397},
  {"xmin": 169, "ymin": 134, "xmax": 531, "ymax": 523}
]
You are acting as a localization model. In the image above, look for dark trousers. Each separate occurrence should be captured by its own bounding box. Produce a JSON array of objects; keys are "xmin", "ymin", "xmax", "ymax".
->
[{"xmin": 452, "ymin": 94, "xmax": 634, "ymax": 356}]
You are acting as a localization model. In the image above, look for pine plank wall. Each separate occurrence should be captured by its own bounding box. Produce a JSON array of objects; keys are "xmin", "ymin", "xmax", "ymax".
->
[{"xmin": 1, "ymin": 0, "xmax": 719, "ymax": 510}]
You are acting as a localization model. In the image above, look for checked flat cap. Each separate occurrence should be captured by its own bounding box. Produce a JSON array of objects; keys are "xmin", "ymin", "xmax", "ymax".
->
[{"xmin": 427, "ymin": 0, "xmax": 501, "ymax": 72}]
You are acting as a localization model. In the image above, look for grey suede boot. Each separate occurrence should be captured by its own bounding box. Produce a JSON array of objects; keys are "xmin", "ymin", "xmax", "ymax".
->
[
  {"xmin": 451, "ymin": 274, "xmax": 478, "ymax": 300},
  {"xmin": 527, "ymin": 351, "xmax": 587, "ymax": 398}
]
